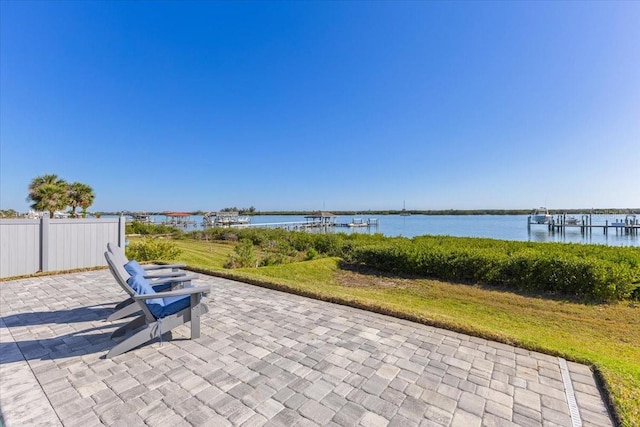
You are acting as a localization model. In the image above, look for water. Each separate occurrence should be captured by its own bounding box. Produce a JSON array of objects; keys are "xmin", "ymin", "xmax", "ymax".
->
[
  {"xmin": 378, "ymin": 214, "xmax": 639, "ymax": 246},
  {"xmin": 131, "ymin": 213, "xmax": 640, "ymax": 247}
]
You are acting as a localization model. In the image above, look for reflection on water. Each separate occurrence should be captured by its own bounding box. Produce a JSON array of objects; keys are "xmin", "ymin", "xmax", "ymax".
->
[
  {"xmin": 527, "ymin": 227, "xmax": 628, "ymax": 245},
  {"xmin": 131, "ymin": 214, "xmax": 638, "ymax": 247},
  {"xmin": 526, "ymin": 216, "xmax": 639, "ymax": 246}
]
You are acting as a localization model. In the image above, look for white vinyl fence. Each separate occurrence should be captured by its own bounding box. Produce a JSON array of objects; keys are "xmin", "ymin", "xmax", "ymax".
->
[{"xmin": 0, "ymin": 215, "xmax": 126, "ymax": 278}]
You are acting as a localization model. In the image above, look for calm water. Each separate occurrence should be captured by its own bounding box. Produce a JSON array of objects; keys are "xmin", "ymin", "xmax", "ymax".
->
[{"xmin": 140, "ymin": 214, "xmax": 639, "ymax": 247}]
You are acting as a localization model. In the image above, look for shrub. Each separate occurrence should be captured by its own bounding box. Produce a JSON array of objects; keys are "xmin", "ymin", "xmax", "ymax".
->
[
  {"xmin": 186, "ymin": 227, "xmax": 640, "ymax": 301},
  {"xmin": 257, "ymin": 240, "xmax": 298, "ymax": 267},
  {"xmin": 125, "ymin": 238, "xmax": 181, "ymax": 261},
  {"xmin": 305, "ymin": 248, "xmax": 319, "ymax": 261},
  {"xmin": 350, "ymin": 237, "xmax": 640, "ymax": 301},
  {"xmin": 259, "ymin": 253, "xmax": 287, "ymax": 267},
  {"xmin": 126, "ymin": 221, "xmax": 176, "ymax": 235},
  {"xmin": 225, "ymin": 239, "xmax": 257, "ymax": 268},
  {"xmin": 222, "ymin": 232, "xmax": 239, "ymax": 242}
]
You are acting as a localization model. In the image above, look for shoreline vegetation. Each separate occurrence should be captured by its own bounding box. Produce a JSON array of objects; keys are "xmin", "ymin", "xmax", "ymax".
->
[
  {"xmin": 96, "ymin": 208, "xmax": 640, "ymax": 217},
  {"xmin": 5, "ymin": 208, "xmax": 636, "ymax": 220},
  {"xmin": 123, "ymin": 226, "xmax": 639, "ymax": 425}
]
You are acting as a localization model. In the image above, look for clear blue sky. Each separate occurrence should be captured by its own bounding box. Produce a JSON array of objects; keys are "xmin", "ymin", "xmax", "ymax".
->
[{"xmin": 1, "ymin": 1, "xmax": 638, "ymax": 212}]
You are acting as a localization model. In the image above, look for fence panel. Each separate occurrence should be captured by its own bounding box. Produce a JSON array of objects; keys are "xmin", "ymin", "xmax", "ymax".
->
[
  {"xmin": 0, "ymin": 216, "xmax": 125, "ymax": 278},
  {"xmin": 47, "ymin": 218, "xmax": 121, "ymax": 271},
  {"xmin": 0, "ymin": 220, "xmax": 41, "ymax": 278}
]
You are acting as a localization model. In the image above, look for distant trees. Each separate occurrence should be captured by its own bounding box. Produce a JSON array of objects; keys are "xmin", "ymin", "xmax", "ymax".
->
[
  {"xmin": 0, "ymin": 209, "xmax": 19, "ymax": 218},
  {"xmin": 220, "ymin": 206, "xmax": 256, "ymax": 214},
  {"xmin": 68, "ymin": 182, "xmax": 95, "ymax": 217},
  {"xmin": 27, "ymin": 174, "xmax": 95, "ymax": 218}
]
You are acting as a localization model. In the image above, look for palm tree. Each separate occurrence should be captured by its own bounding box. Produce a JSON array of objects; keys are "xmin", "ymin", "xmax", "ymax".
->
[
  {"xmin": 68, "ymin": 182, "xmax": 95, "ymax": 217},
  {"xmin": 29, "ymin": 183, "xmax": 69, "ymax": 218},
  {"xmin": 27, "ymin": 174, "xmax": 69, "ymax": 218},
  {"xmin": 28, "ymin": 174, "xmax": 66, "ymax": 195}
]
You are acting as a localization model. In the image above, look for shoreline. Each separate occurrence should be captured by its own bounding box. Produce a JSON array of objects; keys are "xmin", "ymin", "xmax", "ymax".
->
[{"xmin": 99, "ymin": 208, "xmax": 640, "ymax": 217}]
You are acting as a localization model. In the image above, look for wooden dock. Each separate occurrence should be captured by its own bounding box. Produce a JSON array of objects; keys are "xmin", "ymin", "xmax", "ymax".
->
[
  {"xmin": 336, "ymin": 217, "xmax": 379, "ymax": 228},
  {"xmin": 528, "ymin": 214, "xmax": 639, "ymax": 235},
  {"xmin": 229, "ymin": 214, "xmax": 379, "ymax": 232},
  {"xmin": 233, "ymin": 221, "xmax": 332, "ymax": 230}
]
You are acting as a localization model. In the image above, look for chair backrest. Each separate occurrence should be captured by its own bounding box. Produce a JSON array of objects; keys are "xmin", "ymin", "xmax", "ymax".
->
[
  {"xmin": 107, "ymin": 242, "xmax": 129, "ymax": 266},
  {"xmin": 105, "ymin": 251, "xmax": 136, "ymax": 297},
  {"xmin": 105, "ymin": 250, "xmax": 157, "ymax": 321}
]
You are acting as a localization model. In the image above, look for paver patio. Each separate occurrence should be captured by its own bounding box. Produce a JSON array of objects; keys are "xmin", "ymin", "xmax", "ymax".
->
[{"xmin": 0, "ymin": 270, "xmax": 614, "ymax": 426}]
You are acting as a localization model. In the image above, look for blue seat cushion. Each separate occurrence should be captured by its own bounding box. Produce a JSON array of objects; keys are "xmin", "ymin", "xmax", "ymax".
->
[
  {"xmin": 126, "ymin": 274, "xmax": 192, "ymax": 319},
  {"xmin": 147, "ymin": 294, "xmax": 191, "ymax": 319},
  {"xmin": 151, "ymin": 282, "xmax": 171, "ymax": 292},
  {"xmin": 124, "ymin": 260, "xmax": 146, "ymax": 277}
]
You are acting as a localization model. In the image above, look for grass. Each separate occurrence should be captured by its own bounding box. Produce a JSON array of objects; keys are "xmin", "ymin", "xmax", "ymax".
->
[{"xmin": 161, "ymin": 238, "xmax": 639, "ymax": 426}]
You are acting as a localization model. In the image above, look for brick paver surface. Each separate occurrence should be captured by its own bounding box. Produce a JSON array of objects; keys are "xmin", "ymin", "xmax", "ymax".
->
[{"xmin": 0, "ymin": 270, "xmax": 615, "ymax": 426}]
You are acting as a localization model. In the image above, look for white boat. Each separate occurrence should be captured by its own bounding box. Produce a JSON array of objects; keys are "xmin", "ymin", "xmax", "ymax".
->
[
  {"xmin": 26, "ymin": 210, "xmax": 42, "ymax": 219},
  {"xmin": 203, "ymin": 212, "xmax": 251, "ymax": 227},
  {"xmin": 565, "ymin": 216, "xmax": 580, "ymax": 225},
  {"xmin": 216, "ymin": 216, "xmax": 250, "ymax": 226},
  {"xmin": 347, "ymin": 217, "xmax": 368, "ymax": 227},
  {"xmin": 532, "ymin": 207, "xmax": 552, "ymax": 224},
  {"xmin": 130, "ymin": 213, "xmax": 153, "ymax": 223}
]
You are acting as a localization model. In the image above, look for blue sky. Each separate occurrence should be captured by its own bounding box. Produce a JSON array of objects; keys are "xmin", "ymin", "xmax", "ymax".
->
[{"xmin": 1, "ymin": 1, "xmax": 638, "ymax": 212}]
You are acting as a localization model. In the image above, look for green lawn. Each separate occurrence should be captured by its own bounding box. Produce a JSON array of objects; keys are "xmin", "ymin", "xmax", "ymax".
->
[{"xmin": 165, "ymin": 238, "xmax": 639, "ymax": 426}]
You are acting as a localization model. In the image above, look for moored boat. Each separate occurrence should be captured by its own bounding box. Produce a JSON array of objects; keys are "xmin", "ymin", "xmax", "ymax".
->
[
  {"xmin": 565, "ymin": 216, "xmax": 580, "ymax": 225},
  {"xmin": 532, "ymin": 207, "xmax": 552, "ymax": 224},
  {"xmin": 130, "ymin": 212, "xmax": 153, "ymax": 223},
  {"xmin": 203, "ymin": 211, "xmax": 251, "ymax": 227},
  {"xmin": 347, "ymin": 217, "xmax": 368, "ymax": 227}
]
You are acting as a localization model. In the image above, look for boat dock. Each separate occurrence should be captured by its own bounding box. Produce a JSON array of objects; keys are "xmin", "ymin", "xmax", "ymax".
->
[
  {"xmin": 336, "ymin": 217, "xmax": 379, "ymax": 228},
  {"xmin": 163, "ymin": 212, "xmax": 197, "ymax": 227},
  {"xmin": 127, "ymin": 212, "xmax": 154, "ymax": 224},
  {"xmin": 226, "ymin": 212, "xmax": 379, "ymax": 231},
  {"xmin": 233, "ymin": 221, "xmax": 334, "ymax": 231},
  {"xmin": 202, "ymin": 211, "xmax": 251, "ymax": 227},
  {"xmin": 528, "ymin": 213, "xmax": 640, "ymax": 235}
]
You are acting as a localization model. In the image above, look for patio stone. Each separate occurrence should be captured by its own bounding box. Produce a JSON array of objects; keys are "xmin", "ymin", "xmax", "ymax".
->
[{"xmin": 0, "ymin": 270, "xmax": 615, "ymax": 426}]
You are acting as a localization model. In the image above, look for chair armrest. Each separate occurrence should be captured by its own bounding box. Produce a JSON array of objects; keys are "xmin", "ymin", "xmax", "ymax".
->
[
  {"xmin": 146, "ymin": 274, "xmax": 199, "ymax": 286},
  {"xmin": 133, "ymin": 285, "xmax": 211, "ymax": 300},
  {"xmin": 142, "ymin": 264, "xmax": 187, "ymax": 271},
  {"xmin": 144, "ymin": 271, "xmax": 187, "ymax": 279}
]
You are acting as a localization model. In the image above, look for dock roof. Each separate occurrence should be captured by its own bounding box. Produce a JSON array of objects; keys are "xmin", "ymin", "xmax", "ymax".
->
[
  {"xmin": 305, "ymin": 211, "xmax": 337, "ymax": 219},
  {"xmin": 164, "ymin": 212, "xmax": 190, "ymax": 217}
]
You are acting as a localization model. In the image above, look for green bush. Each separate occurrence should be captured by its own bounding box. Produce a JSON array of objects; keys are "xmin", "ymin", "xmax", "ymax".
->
[
  {"xmin": 305, "ymin": 248, "xmax": 319, "ymax": 261},
  {"xmin": 259, "ymin": 252, "xmax": 287, "ymax": 267},
  {"xmin": 125, "ymin": 238, "xmax": 181, "ymax": 261},
  {"xmin": 225, "ymin": 239, "xmax": 257, "ymax": 268},
  {"xmin": 126, "ymin": 221, "xmax": 179, "ymax": 236}
]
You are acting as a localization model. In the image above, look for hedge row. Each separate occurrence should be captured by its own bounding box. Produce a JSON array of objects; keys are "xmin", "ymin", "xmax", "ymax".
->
[
  {"xmin": 188, "ymin": 228, "xmax": 640, "ymax": 301},
  {"xmin": 126, "ymin": 221, "xmax": 179, "ymax": 236},
  {"xmin": 350, "ymin": 237, "xmax": 640, "ymax": 301}
]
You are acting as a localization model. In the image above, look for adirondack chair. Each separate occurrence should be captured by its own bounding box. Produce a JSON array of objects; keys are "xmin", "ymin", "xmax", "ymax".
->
[
  {"xmin": 106, "ymin": 243, "xmax": 194, "ymax": 321},
  {"xmin": 104, "ymin": 251, "xmax": 210, "ymax": 358},
  {"xmin": 107, "ymin": 242, "xmax": 186, "ymax": 276}
]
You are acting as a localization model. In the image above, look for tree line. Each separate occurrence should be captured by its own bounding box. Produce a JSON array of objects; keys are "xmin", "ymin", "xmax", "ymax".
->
[{"xmin": 27, "ymin": 174, "xmax": 95, "ymax": 218}]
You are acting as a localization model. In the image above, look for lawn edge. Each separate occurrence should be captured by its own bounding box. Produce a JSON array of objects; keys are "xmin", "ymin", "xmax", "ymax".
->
[
  {"xmin": 185, "ymin": 264, "xmax": 624, "ymax": 427},
  {"xmin": 0, "ymin": 262, "xmax": 625, "ymax": 426}
]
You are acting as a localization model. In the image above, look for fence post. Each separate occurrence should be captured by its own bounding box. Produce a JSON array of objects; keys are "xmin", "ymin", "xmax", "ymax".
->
[
  {"xmin": 40, "ymin": 213, "xmax": 50, "ymax": 272},
  {"xmin": 118, "ymin": 214, "xmax": 126, "ymax": 248}
]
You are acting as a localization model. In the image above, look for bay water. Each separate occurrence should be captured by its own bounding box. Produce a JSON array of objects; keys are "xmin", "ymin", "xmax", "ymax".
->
[{"xmin": 142, "ymin": 213, "xmax": 639, "ymax": 247}]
